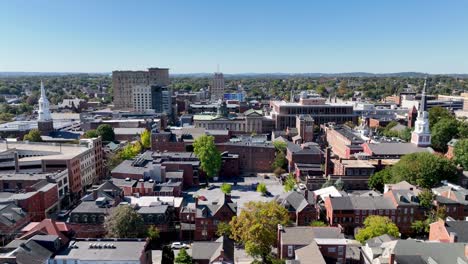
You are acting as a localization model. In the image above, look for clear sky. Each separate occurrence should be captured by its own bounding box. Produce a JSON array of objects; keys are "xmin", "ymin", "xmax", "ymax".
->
[{"xmin": 1, "ymin": 0, "xmax": 467, "ymax": 74}]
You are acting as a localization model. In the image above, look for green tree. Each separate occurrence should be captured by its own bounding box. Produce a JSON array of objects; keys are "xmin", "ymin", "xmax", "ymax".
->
[
  {"xmin": 216, "ymin": 221, "xmax": 232, "ymax": 237},
  {"xmin": 96, "ymin": 124, "xmax": 115, "ymax": 142},
  {"xmin": 310, "ymin": 220, "xmax": 327, "ymax": 227},
  {"xmin": 230, "ymin": 201, "xmax": 289, "ymax": 262},
  {"xmin": 83, "ymin": 129, "xmax": 99, "ymax": 138},
  {"xmin": 368, "ymin": 169, "xmax": 392, "ymax": 191},
  {"xmin": 221, "ymin": 183, "xmax": 232, "ymax": 194},
  {"xmin": 273, "ymin": 141, "xmax": 287, "ymax": 153},
  {"xmin": 429, "ymin": 106, "xmax": 454, "ymax": 129},
  {"xmin": 147, "ymin": 225, "xmax": 160, "ymax": 241},
  {"xmin": 161, "ymin": 245, "xmax": 175, "ymax": 264},
  {"xmin": 399, "ymin": 127, "xmax": 412, "ymax": 142},
  {"xmin": 458, "ymin": 121, "xmax": 468, "ymax": 138},
  {"xmin": 371, "ymin": 152, "xmax": 458, "ymax": 189},
  {"xmin": 284, "ymin": 174, "xmax": 296, "ymax": 192},
  {"xmin": 272, "ymin": 151, "xmax": 287, "ymax": 170},
  {"xmin": 454, "ymin": 139, "xmax": 468, "ymax": 169},
  {"xmin": 104, "ymin": 205, "xmax": 146, "ymax": 238},
  {"xmin": 257, "ymin": 183, "xmax": 268, "ymax": 195},
  {"xmin": 193, "ymin": 135, "xmax": 222, "ymax": 185},
  {"xmin": 418, "ymin": 189, "xmax": 435, "ymax": 209},
  {"xmin": 23, "ymin": 129, "xmax": 42, "ymax": 142},
  {"xmin": 334, "ymin": 178, "xmax": 344, "ymax": 191},
  {"xmin": 431, "ymin": 118, "xmax": 460, "ymax": 152},
  {"xmin": 140, "ymin": 129, "xmax": 151, "ymax": 149},
  {"xmin": 355, "ymin": 216, "xmax": 399, "ymax": 243},
  {"xmin": 174, "ymin": 248, "xmax": 192, "ymax": 264},
  {"xmin": 411, "ymin": 220, "xmax": 429, "ymax": 236}
]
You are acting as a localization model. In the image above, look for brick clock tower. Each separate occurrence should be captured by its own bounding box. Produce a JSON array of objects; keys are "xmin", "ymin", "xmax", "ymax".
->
[
  {"xmin": 37, "ymin": 81, "xmax": 54, "ymax": 135},
  {"xmin": 411, "ymin": 78, "xmax": 431, "ymax": 147}
]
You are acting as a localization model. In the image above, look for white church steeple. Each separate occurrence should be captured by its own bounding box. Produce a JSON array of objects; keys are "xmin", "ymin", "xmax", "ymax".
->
[
  {"xmin": 411, "ymin": 78, "xmax": 431, "ymax": 147},
  {"xmin": 37, "ymin": 81, "xmax": 52, "ymax": 122}
]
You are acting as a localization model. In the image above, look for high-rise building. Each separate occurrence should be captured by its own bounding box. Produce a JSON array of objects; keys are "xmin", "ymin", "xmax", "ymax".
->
[
  {"xmin": 151, "ymin": 85, "xmax": 172, "ymax": 115},
  {"xmin": 411, "ymin": 78, "xmax": 431, "ymax": 147},
  {"xmin": 37, "ymin": 81, "xmax": 54, "ymax": 135},
  {"xmin": 112, "ymin": 67, "xmax": 170, "ymax": 110},
  {"xmin": 211, "ymin": 72, "xmax": 225, "ymax": 101}
]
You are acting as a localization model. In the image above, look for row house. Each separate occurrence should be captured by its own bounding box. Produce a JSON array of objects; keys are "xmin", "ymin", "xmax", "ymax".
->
[
  {"xmin": 180, "ymin": 194, "xmax": 237, "ymax": 241},
  {"xmin": 68, "ymin": 181, "xmax": 123, "ymax": 237},
  {"xmin": 433, "ymin": 183, "xmax": 468, "ymax": 220},
  {"xmin": 324, "ymin": 189, "xmax": 425, "ymax": 235},
  {"xmin": 277, "ymin": 225, "xmax": 359, "ymax": 263},
  {"xmin": 0, "ymin": 202, "xmax": 30, "ymax": 245},
  {"xmin": 276, "ymin": 191, "xmax": 317, "ymax": 226}
]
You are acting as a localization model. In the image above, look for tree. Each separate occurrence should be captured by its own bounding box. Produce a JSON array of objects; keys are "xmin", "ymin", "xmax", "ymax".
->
[
  {"xmin": 23, "ymin": 129, "xmax": 42, "ymax": 142},
  {"xmin": 140, "ymin": 129, "xmax": 151, "ymax": 149},
  {"xmin": 431, "ymin": 118, "xmax": 459, "ymax": 152},
  {"xmin": 284, "ymin": 174, "xmax": 296, "ymax": 192},
  {"xmin": 104, "ymin": 205, "xmax": 146, "ymax": 238},
  {"xmin": 454, "ymin": 139, "xmax": 468, "ymax": 169},
  {"xmin": 161, "ymin": 245, "xmax": 175, "ymax": 264},
  {"xmin": 216, "ymin": 221, "xmax": 232, "ymax": 237},
  {"xmin": 369, "ymin": 152, "xmax": 458, "ymax": 189},
  {"xmin": 193, "ymin": 135, "xmax": 222, "ymax": 185},
  {"xmin": 174, "ymin": 248, "xmax": 192, "ymax": 264},
  {"xmin": 273, "ymin": 167, "xmax": 286, "ymax": 177},
  {"xmin": 310, "ymin": 220, "xmax": 327, "ymax": 227},
  {"xmin": 221, "ymin": 183, "xmax": 232, "ymax": 194},
  {"xmin": 418, "ymin": 189, "xmax": 435, "ymax": 209},
  {"xmin": 147, "ymin": 225, "xmax": 160, "ymax": 241},
  {"xmin": 83, "ymin": 129, "xmax": 99, "ymax": 138},
  {"xmin": 399, "ymin": 127, "xmax": 412, "ymax": 142},
  {"xmin": 334, "ymin": 178, "xmax": 344, "ymax": 191},
  {"xmin": 273, "ymin": 141, "xmax": 287, "ymax": 153},
  {"xmin": 257, "ymin": 183, "xmax": 267, "ymax": 195},
  {"xmin": 230, "ymin": 201, "xmax": 289, "ymax": 262},
  {"xmin": 368, "ymin": 169, "xmax": 392, "ymax": 191},
  {"xmin": 458, "ymin": 121, "xmax": 468, "ymax": 138},
  {"xmin": 96, "ymin": 124, "xmax": 115, "ymax": 142},
  {"xmin": 429, "ymin": 106, "xmax": 454, "ymax": 129},
  {"xmin": 355, "ymin": 216, "xmax": 399, "ymax": 243},
  {"xmin": 272, "ymin": 151, "xmax": 287, "ymax": 170}
]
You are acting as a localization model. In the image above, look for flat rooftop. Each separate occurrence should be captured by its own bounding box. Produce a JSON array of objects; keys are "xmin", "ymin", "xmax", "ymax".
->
[
  {"xmin": 0, "ymin": 141, "xmax": 91, "ymax": 161},
  {"xmin": 54, "ymin": 240, "xmax": 147, "ymax": 261}
]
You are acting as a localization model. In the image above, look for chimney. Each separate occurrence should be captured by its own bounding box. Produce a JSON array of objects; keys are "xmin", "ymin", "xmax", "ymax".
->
[
  {"xmin": 325, "ymin": 147, "xmax": 331, "ymax": 177},
  {"xmin": 277, "ymin": 224, "xmax": 284, "ymax": 257},
  {"xmin": 450, "ymin": 232, "xmax": 458, "ymax": 243},
  {"xmin": 195, "ymin": 197, "xmax": 199, "ymax": 207},
  {"xmin": 140, "ymin": 181, "xmax": 145, "ymax": 196}
]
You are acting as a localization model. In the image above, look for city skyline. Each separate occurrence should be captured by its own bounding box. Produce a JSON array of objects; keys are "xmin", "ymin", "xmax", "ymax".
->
[{"xmin": 1, "ymin": 0, "xmax": 468, "ymax": 73}]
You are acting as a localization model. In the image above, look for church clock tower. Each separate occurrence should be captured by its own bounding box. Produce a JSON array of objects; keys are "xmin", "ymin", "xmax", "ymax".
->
[
  {"xmin": 37, "ymin": 81, "xmax": 54, "ymax": 135},
  {"xmin": 411, "ymin": 78, "xmax": 431, "ymax": 147}
]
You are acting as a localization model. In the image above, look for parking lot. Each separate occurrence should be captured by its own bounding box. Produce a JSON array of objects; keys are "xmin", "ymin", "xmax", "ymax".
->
[{"xmin": 185, "ymin": 174, "xmax": 286, "ymax": 211}]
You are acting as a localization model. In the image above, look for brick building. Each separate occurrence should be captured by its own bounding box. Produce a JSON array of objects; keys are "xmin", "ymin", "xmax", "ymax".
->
[
  {"xmin": 180, "ymin": 194, "xmax": 237, "ymax": 241},
  {"xmin": 276, "ymin": 191, "xmax": 317, "ymax": 226},
  {"xmin": 0, "ymin": 202, "xmax": 30, "ymax": 245},
  {"xmin": 322, "ymin": 124, "xmax": 364, "ymax": 159}
]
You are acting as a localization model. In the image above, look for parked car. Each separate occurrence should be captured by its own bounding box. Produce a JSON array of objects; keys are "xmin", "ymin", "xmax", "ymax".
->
[{"xmin": 171, "ymin": 242, "xmax": 189, "ymax": 249}]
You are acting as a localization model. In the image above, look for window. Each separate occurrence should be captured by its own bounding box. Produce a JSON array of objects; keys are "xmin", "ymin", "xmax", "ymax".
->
[
  {"xmin": 404, "ymin": 208, "xmax": 408, "ymax": 214},
  {"xmin": 288, "ymin": 246, "xmax": 294, "ymax": 257},
  {"xmin": 328, "ymin": 247, "xmax": 336, "ymax": 253},
  {"xmin": 410, "ymin": 208, "xmax": 414, "ymax": 214},
  {"xmin": 355, "ymin": 210, "xmax": 360, "ymax": 215},
  {"xmin": 355, "ymin": 216, "xmax": 359, "ymax": 224},
  {"xmin": 338, "ymin": 246, "xmax": 344, "ymax": 255},
  {"xmin": 379, "ymin": 210, "xmax": 384, "ymax": 215}
]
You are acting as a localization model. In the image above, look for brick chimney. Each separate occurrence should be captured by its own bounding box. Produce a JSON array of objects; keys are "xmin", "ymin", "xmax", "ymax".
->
[
  {"xmin": 277, "ymin": 224, "xmax": 284, "ymax": 258},
  {"xmin": 325, "ymin": 147, "xmax": 331, "ymax": 177},
  {"xmin": 195, "ymin": 196, "xmax": 199, "ymax": 208}
]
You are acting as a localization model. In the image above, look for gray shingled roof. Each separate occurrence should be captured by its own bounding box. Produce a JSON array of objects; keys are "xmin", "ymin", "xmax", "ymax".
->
[
  {"xmin": 329, "ymin": 196, "xmax": 396, "ymax": 210},
  {"xmin": 366, "ymin": 143, "xmax": 432, "ymax": 156},
  {"xmin": 393, "ymin": 240, "xmax": 468, "ymax": 264},
  {"xmin": 276, "ymin": 191, "xmax": 312, "ymax": 212},
  {"xmin": 444, "ymin": 221, "xmax": 468, "ymax": 242}
]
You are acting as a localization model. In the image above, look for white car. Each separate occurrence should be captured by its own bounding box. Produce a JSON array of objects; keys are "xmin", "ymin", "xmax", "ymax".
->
[{"xmin": 171, "ymin": 242, "xmax": 189, "ymax": 249}]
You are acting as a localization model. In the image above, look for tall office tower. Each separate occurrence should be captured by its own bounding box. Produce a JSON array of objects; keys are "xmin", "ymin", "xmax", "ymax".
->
[
  {"xmin": 211, "ymin": 72, "xmax": 225, "ymax": 101},
  {"xmin": 151, "ymin": 85, "xmax": 172, "ymax": 115},
  {"xmin": 112, "ymin": 67, "xmax": 170, "ymax": 110}
]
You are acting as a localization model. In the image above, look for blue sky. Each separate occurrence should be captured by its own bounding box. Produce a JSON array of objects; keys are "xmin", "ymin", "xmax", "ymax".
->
[{"xmin": 1, "ymin": 0, "xmax": 467, "ymax": 73}]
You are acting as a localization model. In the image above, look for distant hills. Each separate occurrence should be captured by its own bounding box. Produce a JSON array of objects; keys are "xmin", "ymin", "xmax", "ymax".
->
[{"xmin": 1, "ymin": 72, "xmax": 467, "ymax": 78}]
